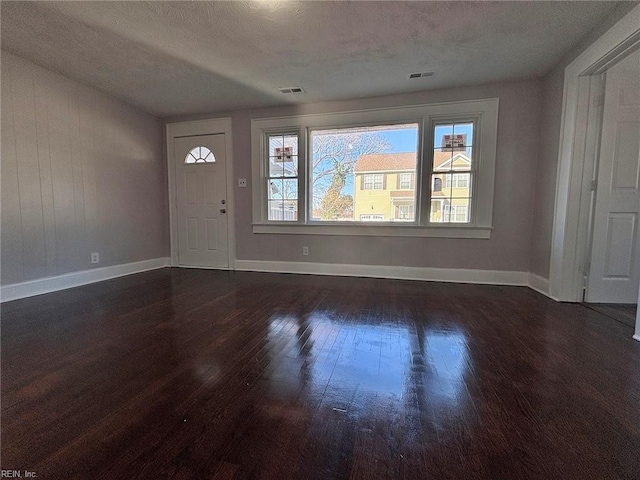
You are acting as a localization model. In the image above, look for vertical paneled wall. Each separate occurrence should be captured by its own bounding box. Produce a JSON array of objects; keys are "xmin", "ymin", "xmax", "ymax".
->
[{"xmin": 1, "ymin": 52, "xmax": 168, "ymax": 285}]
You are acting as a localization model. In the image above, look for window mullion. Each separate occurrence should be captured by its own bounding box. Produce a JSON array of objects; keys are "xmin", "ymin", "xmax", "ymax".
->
[
  {"xmin": 298, "ymin": 128, "xmax": 307, "ymax": 224},
  {"xmin": 419, "ymin": 117, "xmax": 434, "ymax": 226}
]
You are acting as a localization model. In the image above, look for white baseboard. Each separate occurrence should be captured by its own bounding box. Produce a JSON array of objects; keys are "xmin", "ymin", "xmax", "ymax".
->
[
  {"xmin": 527, "ymin": 273, "xmax": 552, "ymax": 298},
  {"xmin": 235, "ymin": 259, "xmax": 529, "ymax": 286},
  {"xmin": 0, "ymin": 257, "xmax": 561, "ymax": 303},
  {"xmin": 0, "ymin": 257, "xmax": 171, "ymax": 303}
]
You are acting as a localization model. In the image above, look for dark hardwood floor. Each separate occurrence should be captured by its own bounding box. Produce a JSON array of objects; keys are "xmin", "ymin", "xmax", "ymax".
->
[
  {"xmin": 583, "ymin": 302, "xmax": 637, "ymax": 328},
  {"xmin": 2, "ymin": 268, "xmax": 639, "ymax": 480}
]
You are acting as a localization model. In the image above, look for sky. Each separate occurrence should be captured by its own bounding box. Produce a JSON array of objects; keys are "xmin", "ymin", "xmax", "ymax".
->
[{"xmin": 371, "ymin": 122, "xmax": 475, "ymax": 153}]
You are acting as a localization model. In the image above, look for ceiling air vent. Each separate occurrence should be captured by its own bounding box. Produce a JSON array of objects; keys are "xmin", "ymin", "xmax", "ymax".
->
[
  {"xmin": 408, "ymin": 72, "xmax": 436, "ymax": 79},
  {"xmin": 278, "ymin": 86, "xmax": 306, "ymax": 94}
]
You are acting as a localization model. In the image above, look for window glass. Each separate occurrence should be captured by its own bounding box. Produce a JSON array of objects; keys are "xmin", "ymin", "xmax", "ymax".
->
[
  {"xmin": 430, "ymin": 122, "xmax": 474, "ymax": 224},
  {"xmin": 310, "ymin": 124, "xmax": 418, "ymax": 222},
  {"xmin": 185, "ymin": 146, "xmax": 215, "ymax": 164},
  {"xmin": 267, "ymin": 133, "xmax": 299, "ymax": 221}
]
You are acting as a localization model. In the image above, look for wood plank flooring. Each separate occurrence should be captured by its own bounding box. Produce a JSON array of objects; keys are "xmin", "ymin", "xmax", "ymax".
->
[
  {"xmin": 2, "ymin": 268, "xmax": 639, "ymax": 479},
  {"xmin": 583, "ymin": 303, "xmax": 637, "ymax": 328}
]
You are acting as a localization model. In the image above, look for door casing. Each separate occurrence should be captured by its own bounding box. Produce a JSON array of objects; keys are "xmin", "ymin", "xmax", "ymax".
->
[
  {"xmin": 167, "ymin": 118, "xmax": 235, "ymax": 269},
  {"xmin": 549, "ymin": 4, "xmax": 640, "ymax": 302}
]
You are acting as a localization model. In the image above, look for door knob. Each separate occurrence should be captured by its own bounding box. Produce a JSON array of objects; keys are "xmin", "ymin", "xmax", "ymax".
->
[
  {"xmin": 220, "ymin": 209, "xmax": 226, "ymax": 214},
  {"xmin": 221, "ymin": 199, "xmax": 226, "ymax": 204}
]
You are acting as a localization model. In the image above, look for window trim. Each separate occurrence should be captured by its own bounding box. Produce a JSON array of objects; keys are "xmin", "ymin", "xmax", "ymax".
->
[
  {"xmin": 251, "ymin": 98, "xmax": 498, "ymax": 238},
  {"xmin": 264, "ymin": 131, "xmax": 303, "ymax": 222},
  {"xmin": 260, "ymin": 127, "xmax": 306, "ymax": 224}
]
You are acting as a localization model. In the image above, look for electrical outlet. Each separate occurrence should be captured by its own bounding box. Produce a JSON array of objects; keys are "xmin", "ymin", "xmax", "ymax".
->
[
  {"xmin": 302, "ymin": 246, "xmax": 309, "ymax": 256},
  {"xmin": 91, "ymin": 252, "xmax": 100, "ymax": 264},
  {"xmin": 238, "ymin": 178, "xmax": 247, "ymax": 188}
]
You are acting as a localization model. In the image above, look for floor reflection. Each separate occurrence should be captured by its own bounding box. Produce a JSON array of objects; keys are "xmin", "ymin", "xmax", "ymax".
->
[
  {"xmin": 264, "ymin": 312, "xmax": 471, "ymax": 420},
  {"xmin": 422, "ymin": 329, "xmax": 470, "ymax": 404}
]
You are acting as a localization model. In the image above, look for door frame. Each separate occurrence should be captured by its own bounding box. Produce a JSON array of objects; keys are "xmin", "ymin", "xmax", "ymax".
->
[
  {"xmin": 585, "ymin": 53, "xmax": 640, "ymax": 304},
  {"xmin": 166, "ymin": 118, "xmax": 236, "ymax": 269},
  {"xmin": 549, "ymin": 4, "xmax": 640, "ymax": 302}
]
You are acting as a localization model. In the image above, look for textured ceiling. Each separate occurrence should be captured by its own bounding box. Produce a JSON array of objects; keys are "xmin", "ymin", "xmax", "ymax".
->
[{"xmin": 0, "ymin": 1, "xmax": 624, "ymax": 117}]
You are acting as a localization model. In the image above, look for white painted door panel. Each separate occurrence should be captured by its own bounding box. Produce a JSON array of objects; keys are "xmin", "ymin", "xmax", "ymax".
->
[
  {"xmin": 587, "ymin": 50, "xmax": 640, "ymax": 303},
  {"xmin": 175, "ymin": 134, "xmax": 229, "ymax": 268}
]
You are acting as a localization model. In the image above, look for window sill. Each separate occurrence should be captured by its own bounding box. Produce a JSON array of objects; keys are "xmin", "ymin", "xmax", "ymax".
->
[{"xmin": 252, "ymin": 223, "xmax": 492, "ymax": 239}]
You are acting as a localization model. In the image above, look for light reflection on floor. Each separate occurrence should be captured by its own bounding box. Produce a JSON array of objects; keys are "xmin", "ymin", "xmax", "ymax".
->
[{"xmin": 264, "ymin": 312, "xmax": 471, "ymax": 419}]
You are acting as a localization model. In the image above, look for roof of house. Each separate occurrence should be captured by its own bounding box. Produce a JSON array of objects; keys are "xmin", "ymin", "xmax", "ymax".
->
[
  {"xmin": 355, "ymin": 153, "xmax": 416, "ymax": 172},
  {"xmin": 354, "ymin": 152, "xmax": 470, "ymax": 172}
]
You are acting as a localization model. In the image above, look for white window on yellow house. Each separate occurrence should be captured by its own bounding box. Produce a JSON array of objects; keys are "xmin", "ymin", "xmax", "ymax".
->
[
  {"xmin": 396, "ymin": 204, "xmax": 413, "ymax": 221},
  {"xmin": 399, "ymin": 172, "xmax": 412, "ymax": 190},
  {"xmin": 452, "ymin": 205, "xmax": 468, "ymax": 223},
  {"xmin": 451, "ymin": 173, "xmax": 469, "ymax": 188},
  {"xmin": 363, "ymin": 174, "xmax": 385, "ymax": 190},
  {"xmin": 442, "ymin": 204, "xmax": 469, "ymax": 223}
]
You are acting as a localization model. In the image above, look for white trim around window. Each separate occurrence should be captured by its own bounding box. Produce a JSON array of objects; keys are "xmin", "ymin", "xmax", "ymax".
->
[{"xmin": 251, "ymin": 98, "xmax": 499, "ymax": 239}]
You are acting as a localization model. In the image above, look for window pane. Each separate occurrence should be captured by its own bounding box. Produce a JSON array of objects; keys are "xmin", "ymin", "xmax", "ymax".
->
[
  {"xmin": 270, "ymin": 155, "xmax": 298, "ymax": 177},
  {"xmin": 433, "ymin": 123, "xmax": 474, "ymax": 171},
  {"xmin": 394, "ymin": 203, "xmax": 414, "ymax": 221},
  {"xmin": 269, "ymin": 134, "xmax": 298, "ymax": 177},
  {"xmin": 269, "ymin": 134, "xmax": 298, "ymax": 157},
  {"xmin": 429, "ymin": 200, "xmax": 442, "ymax": 223},
  {"xmin": 283, "ymin": 134, "xmax": 299, "ymax": 156},
  {"xmin": 431, "ymin": 121, "xmax": 474, "ymax": 224},
  {"xmin": 445, "ymin": 173, "xmax": 472, "ymax": 197},
  {"xmin": 451, "ymin": 198, "xmax": 470, "ymax": 223},
  {"xmin": 432, "ymin": 175, "xmax": 443, "ymax": 192},
  {"xmin": 434, "ymin": 122, "xmax": 473, "ymax": 150},
  {"xmin": 434, "ymin": 124, "xmax": 454, "ymax": 149},
  {"xmin": 454, "ymin": 122, "xmax": 474, "ymax": 147},
  {"xmin": 268, "ymin": 178, "xmax": 298, "ymax": 221},
  {"xmin": 433, "ymin": 148, "xmax": 472, "ymax": 173},
  {"xmin": 430, "ymin": 197, "xmax": 471, "ymax": 224},
  {"xmin": 454, "ymin": 146, "xmax": 472, "ymax": 170},
  {"xmin": 310, "ymin": 123, "xmax": 418, "ymax": 222}
]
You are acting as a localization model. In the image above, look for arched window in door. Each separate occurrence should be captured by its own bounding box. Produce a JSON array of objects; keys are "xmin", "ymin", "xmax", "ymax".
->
[{"xmin": 185, "ymin": 146, "xmax": 216, "ymax": 164}]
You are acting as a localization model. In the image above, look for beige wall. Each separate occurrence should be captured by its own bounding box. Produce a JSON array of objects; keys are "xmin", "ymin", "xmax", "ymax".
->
[
  {"xmin": 1, "ymin": 52, "xmax": 168, "ymax": 285},
  {"xmin": 169, "ymin": 79, "xmax": 543, "ymax": 272},
  {"xmin": 529, "ymin": 65, "xmax": 564, "ymax": 279}
]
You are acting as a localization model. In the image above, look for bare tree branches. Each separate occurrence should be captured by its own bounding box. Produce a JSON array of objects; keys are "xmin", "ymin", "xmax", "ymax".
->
[{"xmin": 311, "ymin": 131, "xmax": 390, "ymax": 216}]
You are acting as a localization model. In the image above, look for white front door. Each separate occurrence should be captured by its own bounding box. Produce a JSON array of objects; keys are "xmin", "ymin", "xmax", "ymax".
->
[
  {"xmin": 586, "ymin": 50, "xmax": 640, "ymax": 303},
  {"xmin": 174, "ymin": 134, "xmax": 229, "ymax": 268}
]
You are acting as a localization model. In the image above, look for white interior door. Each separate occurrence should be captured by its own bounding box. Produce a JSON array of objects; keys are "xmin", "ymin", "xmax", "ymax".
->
[
  {"xmin": 174, "ymin": 134, "xmax": 229, "ymax": 268},
  {"xmin": 586, "ymin": 50, "xmax": 640, "ymax": 303}
]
